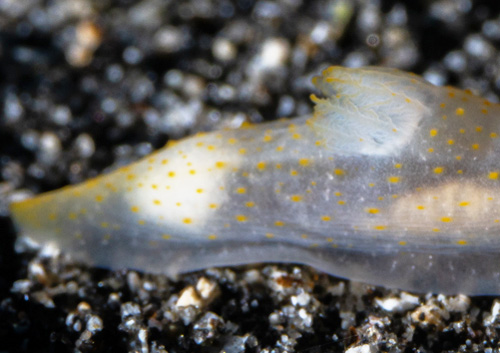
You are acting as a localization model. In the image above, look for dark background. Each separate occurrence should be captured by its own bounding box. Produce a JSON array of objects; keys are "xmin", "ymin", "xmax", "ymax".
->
[{"xmin": 2, "ymin": 0, "xmax": 500, "ymax": 352}]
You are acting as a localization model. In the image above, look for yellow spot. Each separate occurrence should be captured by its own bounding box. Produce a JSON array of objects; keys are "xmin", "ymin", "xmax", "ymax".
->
[
  {"xmin": 456, "ymin": 156, "xmax": 461, "ymax": 161},
  {"xmin": 137, "ymin": 219, "xmax": 145, "ymax": 225},
  {"xmin": 183, "ymin": 218, "xmax": 192, "ymax": 224},
  {"xmin": 440, "ymin": 103, "xmax": 446, "ymax": 108},
  {"xmin": 241, "ymin": 122, "xmax": 254, "ymax": 130},
  {"xmin": 430, "ymin": 129, "xmax": 438, "ymax": 137},
  {"xmin": 196, "ymin": 141, "xmax": 204, "ymax": 147},
  {"xmin": 168, "ymin": 171, "xmax": 176, "ymax": 177},
  {"xmin": 457, "ymin": 170, "xmax": 463, "ymax": 174},
  {"xmin": 301, "ymin": 234, "xmax": 308, "ymax": 239},
  {"xmin": 68, "ymin": 212, "xmax": 77, "ymax": 220},
  {"xmin": 207, "ymin": 145, "xmax": 215, "ymax": 150},
  {"xmin": 292, "ymin": 133, "xmax": 301, "ymax": 139},
  {"xmin": 458, "ymin": 201, "xmax": 469, "ymax": 207},
  {"xmin": 476, "ymin": 126, "xmax": 483, "ymax": 132},
  {"xmin": 209, "ymin": 203, "xmax": 218, "ymax": 209},
  {"xmin": 459, "ymin": 128, "xmax": 465, "ymax": 134},
  {"xmin": 387, "ymin": 176, "xmax": 400, "ymax": 183},
  {"xmin": 228, "ymin": 138, "xmax": 237, "ymax": 144},
  {"xmin": 368, "ymin": 183, "xmax": 375, "ymax": 187},
  {"xmin": 366, "ymin": 208, "xmax": 379, "ymax": 214},
  {"xmin": 161, "ymin": 159, "xmax": 168, "ymax": 165},
  {"xmin": 334, "ymin": 169, "xmax": 345, "ymax": 176},
  {"xmin": 256, "ymin": 161, "xmax": 266, "ymax": 171},
  {"xmin": 378, "ymin": 196, "xmax": 384, "ymax": 201},
  {"xmin": 456, "ymin": 240, "xmax": 467, "ymax": 246},
  {"xmin": 405, "ymin": 98, "xmax": 411, "ymax": 103},
  {"xmin": 434, "ymin": 167, "xmax": 444, "ymax": 174},
  {"xmin": 151, "ymin": 184, "xmax": 158, "ymax": 189},
  {"xmin": 265, "ymin": 233, "xmax": 274, "ymax": 238},
  {"xmin": 131, "ymin": 206, "xmax": 139, "ymax": 213},
  {"xmin": 100, "ymin": 222, "xmax": 109, "ymax": 228},
  {"xmin": 472, "ymin": 144, "xmax": 479, "ymax": 150},
  {"xmin": 482, "ymin": 108, "xmax": 489, "ymax": 114},
  {"xmin": 239, "ymin": 148, "xmax": 247, "ymax": 155},
  {"xmin": 208, "ymin": 234, "xmax": 217, "ymax": 240},
  {"xmin": 196, "ymin": 188, "xmax": 204, "ymax": 193},
  {"xmin": 489, "ymin": 171, "xmax": 499, "ymax": 180},
  {"xmin": 275, "ymin": 164, "xmax": 282, "ymax": 169},
  {"xmin": 95, "ymin": 195, "xmax": 104, "ymax": 202},
  {"xmin": 338, "ymin": 200, "xmax": 346, "ymax": 205},
  {"xmin": 236, "ymin": 187, "xmax": 246, "ymax": 194},
  {"xmin": 298, "ymin": 158, "xmax": 310, "ymax": 167},
  {"xmin": 290, "ymin": 195, "xmax": 303, "ymax": 202},
  {"xmin": 491, "ymin": 132, "xmax": 498, "ymax": 138},
  {"xmin": 334, "ymin": 191, "xmax": 342, "ymax": 197},
  {"xmin": 189, "ymin": 169, "xmax": 196, "ymax": 175},
  {"xmin": 399, "ymin": 241, "xmax": 407, "ymax": 246},
  {"xmin": 456, "ymin": 107, "xmax": 464, "ymax": 115},
  {"xmin": 441, "ymin": 217, "xmax": 452, "ymax": 223},
  {"xmin": 417, "ymin": 205, "xmax": 425, "ymax": 210},
  {"xmin": 374, "ymin": 225, "xmax": 386, "ymax": 230},
  {"xmin": 321, "ymin": 216, "xmax": 331, "ymax": 222},
  {"xmin": 290, "ymin": 170, "xmax": 298, "ymax": 176},
  {"xmin": 311, "ymin": 181, "xmax": 316, "ymax": 186},
  {"xmin": 126, "ymin": 174, "xmax": 136, "ymax": 180},
  {"xmin": 153, "ymin": 199, "xmax": 161, "ymax": 205},
  {"xmin": 448, "ymin": 139, "xmax": 454, "ymax": 145},
  {"xmin": 275, "ymin": 221, "xmax": 284, "ymax": 226},
  {"xmin": 235, "ymin": 215, "xmax": 247, "ymax": 222},
  {"xmin": 276, "ymin": 146, "xmax": 284, "ymax": 152},
  {"xmin": 245, "ymin": 201, "xmax": 255, "ymax": 208},
  {"xmin": 263, "ymin": 135, "xmax": 272, "ymax": 142},
  {"xmin": 394, "ymin": 163, "xmax": 402, "ymax": 169},
  {"xmin": 428, "ymin": 148, "xmax": 434, "ymax": 153},
  {"xmin": 215, "ymin": 161, "xmax": 226, "ymax": 168}
]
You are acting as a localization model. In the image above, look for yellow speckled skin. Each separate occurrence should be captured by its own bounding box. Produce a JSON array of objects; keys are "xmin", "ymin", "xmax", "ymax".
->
[{"xmin": 10, "ymin": 66, "xmax": 500, "ymax": 295}]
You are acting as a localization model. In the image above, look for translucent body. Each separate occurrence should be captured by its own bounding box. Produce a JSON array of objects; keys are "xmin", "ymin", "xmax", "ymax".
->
[{"xmin": 10, "ymin": 66, "xmax": 500, "ymax": 295}]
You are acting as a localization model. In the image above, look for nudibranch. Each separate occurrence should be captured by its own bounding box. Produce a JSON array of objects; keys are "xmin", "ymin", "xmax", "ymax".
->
[{"xmin": 10, "ymin": 66, "xmax": 500, "ymax": 295}]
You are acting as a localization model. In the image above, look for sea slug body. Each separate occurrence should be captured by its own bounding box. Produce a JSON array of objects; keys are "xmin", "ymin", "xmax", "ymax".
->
[{"xmin": 10, "ymin": 66, "xmax": 500, "ymax": 295}]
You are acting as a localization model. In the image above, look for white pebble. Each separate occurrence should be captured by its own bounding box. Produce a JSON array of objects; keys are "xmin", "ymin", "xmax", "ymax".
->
[{"xmin": 212, "ymin": 37, "xmax": 237, "ymax": 62}]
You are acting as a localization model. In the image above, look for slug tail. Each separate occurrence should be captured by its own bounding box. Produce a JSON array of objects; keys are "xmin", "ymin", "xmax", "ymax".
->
[{"xmin": 10, "ymin": 190, "xmax": 62, "ymax": 244}]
